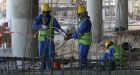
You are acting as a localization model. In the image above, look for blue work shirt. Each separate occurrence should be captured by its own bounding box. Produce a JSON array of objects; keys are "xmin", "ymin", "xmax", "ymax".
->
[
  {"xmin": 100, "ymin": 47, "xmax": 115, "ymax": 66},
  {"xmin": 72, "ymin": 19, "xmax": 92, "ymax": 39}
]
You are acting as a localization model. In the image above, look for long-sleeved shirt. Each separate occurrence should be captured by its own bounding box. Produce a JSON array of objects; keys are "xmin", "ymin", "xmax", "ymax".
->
[
  {"xmin": 100, "ymin": 46, "xmax": 115, "ymax": 66},
  {"xmin": 72, "ymin": 18, "xmax": 92, "ymax": 39}
]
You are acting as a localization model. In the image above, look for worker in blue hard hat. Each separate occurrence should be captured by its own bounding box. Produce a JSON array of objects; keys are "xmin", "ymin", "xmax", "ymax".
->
[
  {"xmin": 65, "ymin": 4, "xmax": 92, "ymax": 69},
  {"xmin": 32, "ymin": 3, "xmax": 65, "ymax": 69}
]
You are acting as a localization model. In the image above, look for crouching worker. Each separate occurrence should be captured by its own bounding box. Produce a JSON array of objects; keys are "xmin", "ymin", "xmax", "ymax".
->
[{"xmin": 100, "ymin": 41, "xmax": 126, "ymax": 70}]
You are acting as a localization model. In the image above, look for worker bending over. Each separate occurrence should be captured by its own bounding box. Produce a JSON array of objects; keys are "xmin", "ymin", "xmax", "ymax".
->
[{"xmin": 100, "ymin": 41, "xmax": 126, "ymax": 70}]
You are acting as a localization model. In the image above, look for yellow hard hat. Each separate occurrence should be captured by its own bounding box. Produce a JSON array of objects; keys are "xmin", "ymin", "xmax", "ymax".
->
[
  {"xmin": 41, "ymin": 4, "xmax": 51, "ymax": 12},
  {"xmin": 105, "ymin": 41, "xmax": 113, "ymax": 48},
  {"xmin": 77, "ymin": 5, "xmax": 86, "ymax": 15}
]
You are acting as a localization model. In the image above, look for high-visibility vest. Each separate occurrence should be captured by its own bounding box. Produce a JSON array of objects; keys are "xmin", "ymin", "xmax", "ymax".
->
[
  {"xmin": 38, "ymin": 16, "xmax": 54, "ymax": 41},
  {"xmin": 112, "ymin": 45, "xmax": 126, "ymax": 65},
  {"xmin": 78, "ymin": 18, "xmax": 92, "ymax": 45}
]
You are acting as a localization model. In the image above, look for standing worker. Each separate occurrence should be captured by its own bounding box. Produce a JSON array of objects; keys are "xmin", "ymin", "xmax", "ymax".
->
[
  {"xmin": 32, "ymin": 3, "xmax": 65, "ymax": 69},
  {"xmin": 65, "ymin": 4, "xmax": 92, "ymax": 69},
  {"xmin": 100, "ymin": 41, "xmax": 126, "ymax": 70}
]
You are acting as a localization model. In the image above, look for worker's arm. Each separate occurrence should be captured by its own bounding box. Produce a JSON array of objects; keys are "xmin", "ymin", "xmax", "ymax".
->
[
  {"xmin": 100, "ymin": 53, "xmax": 109, "ymax": 66},
  {"xmin": 72, "ymin": 19, "xmax": 92, "ymax": 39},
  {"xmin": 100, "ymin": 47, "xmax": 115, "ymax": 66},
  {"xmin": 32, "ymin": 15, "xmax": 42, "ymax": 30},
  {"xmin": 106, "ymin": 47, "xmax": 115, "ymax": 59}
]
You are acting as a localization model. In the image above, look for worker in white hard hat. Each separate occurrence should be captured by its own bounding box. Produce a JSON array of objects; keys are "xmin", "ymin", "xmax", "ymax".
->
[{"xmin": 32, "ymin": 3, "xmax": 65, "ymax": 69}]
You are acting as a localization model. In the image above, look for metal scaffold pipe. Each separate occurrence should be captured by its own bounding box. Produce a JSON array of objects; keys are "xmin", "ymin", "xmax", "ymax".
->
[
  {"xmin": 115, "ymin": 0, "xmax": 128, "ymax": 30},
  {"xmin": 87, "ymin": 0, "xmax": 103, "ymax": 43}
]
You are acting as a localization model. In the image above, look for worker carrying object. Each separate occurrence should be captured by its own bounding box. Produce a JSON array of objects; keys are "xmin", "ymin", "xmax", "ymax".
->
[
  {"xmin": 65, "ymin": 4, "xmax": 92, "ymax": 69},
  {"xmin": 100, "ymin": 41, "xmax": 126, "ymax": 70},
  {"xmin": 32, "ymin": 3, "xmax": 65, "ymax": 69}
]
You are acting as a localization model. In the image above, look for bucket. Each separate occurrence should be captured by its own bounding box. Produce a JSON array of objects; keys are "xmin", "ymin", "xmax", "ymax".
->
[{"xmin": 53, "ymin": 61, "xmax": 61, "ymax": 70}]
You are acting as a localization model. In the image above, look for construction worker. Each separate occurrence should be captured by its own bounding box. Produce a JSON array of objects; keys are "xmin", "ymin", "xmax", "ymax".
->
[
  {"xmin": 32, "ymin": 3, "xmax": 65, "ymax": 69},
  {"xmin": 100, "ymin": 41, "xmax": 126, "ymax": 70},
  {"xmin": 65, "ymin": 4, "xmax": 92, "ymax": 69}
]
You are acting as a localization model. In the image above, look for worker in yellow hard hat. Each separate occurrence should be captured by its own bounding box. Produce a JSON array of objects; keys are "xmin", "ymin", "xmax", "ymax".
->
[
  {"xmin": 100, "ymin": 40, "xmax": 126, "ymax": 70},
  {"xmin": 32, "ymin": 3, "xmax": 65, "ymax": 70},
  {"xmin": 65, "ymin": 4, "xmax": 92, "ymax": 69},
  {"xmin": 41, "ymin": 3, "xmax": 51, "ymax": 12},
  {"xmin": 77, "ymin": 4, "xmax": 86, "ymax": 15}
]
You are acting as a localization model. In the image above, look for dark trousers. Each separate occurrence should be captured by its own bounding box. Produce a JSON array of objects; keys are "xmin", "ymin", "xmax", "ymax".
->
[{"xmin": 102, "ymin": 61, "xmax": 115, "ymax": 70}]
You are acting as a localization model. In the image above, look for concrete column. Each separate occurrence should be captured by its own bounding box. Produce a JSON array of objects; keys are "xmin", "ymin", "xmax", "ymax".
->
[
  {"xmin": 115, "ymin": 0, "xmax": 128, "ymax": 30},
  {"xmin": 87, "ymin": 0, "xmax": 102, "ymax": 42},
  {"xmin": 6, "ymin": 0, "xmax": 38, "ymax": 58}
]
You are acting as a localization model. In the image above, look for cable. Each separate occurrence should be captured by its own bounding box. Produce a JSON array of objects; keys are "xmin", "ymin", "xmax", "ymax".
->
[{"xmin": 24, "ymin": 27, "xmax": 66, "ymax": 58}]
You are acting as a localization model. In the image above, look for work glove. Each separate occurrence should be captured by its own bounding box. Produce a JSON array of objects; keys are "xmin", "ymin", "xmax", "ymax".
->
[
  {"xmin": 64, "ymin": 33, "xmax": 72, "ymax": 41},
  {"xmin": 41, "ymin": 25, "xmax": 47, "ymax": 29}
]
